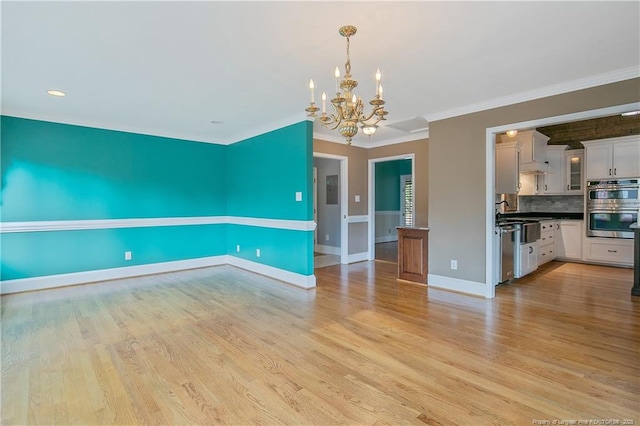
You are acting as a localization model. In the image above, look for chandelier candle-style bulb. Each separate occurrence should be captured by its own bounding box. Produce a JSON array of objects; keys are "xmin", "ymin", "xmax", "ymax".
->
[
  {"xmin": 309, "ymin": 79, "xmax": 315, "ymax": 103},
  {"xmin": 305, "ymin": 25, "xmax": 388, "ymax": 144}
]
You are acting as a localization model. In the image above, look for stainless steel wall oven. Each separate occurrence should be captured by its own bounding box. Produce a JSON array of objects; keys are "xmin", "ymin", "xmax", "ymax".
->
[{"xmin": 587, "ymin": 179, "xmax": 640, "ymax": 239}]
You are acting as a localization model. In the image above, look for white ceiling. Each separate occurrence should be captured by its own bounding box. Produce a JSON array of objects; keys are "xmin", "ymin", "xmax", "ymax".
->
[{"xmin": 2, "ymin": 1, "xmax": 639, "ymax": 146}]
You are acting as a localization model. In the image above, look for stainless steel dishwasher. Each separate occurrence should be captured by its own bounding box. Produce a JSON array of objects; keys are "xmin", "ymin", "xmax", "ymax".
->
[{"xmin": 498, "ymin": 225, "xmax": 518, "ymax": 284}]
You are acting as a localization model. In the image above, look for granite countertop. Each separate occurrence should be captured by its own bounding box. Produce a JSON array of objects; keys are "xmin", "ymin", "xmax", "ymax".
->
[
  {"xmin": 499, "ymin": 212, "xmax": 584, "ymax": 220},
  {"xmin": 631, "ymin": 222, "xmax": 639, "ymax": 229},
  {"xmin": 397, "ymin": 226, "xmax": 430, "ymax": 231}
]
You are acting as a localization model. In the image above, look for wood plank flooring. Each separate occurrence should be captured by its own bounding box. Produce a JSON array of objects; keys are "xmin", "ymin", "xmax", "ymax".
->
[{"xmin": 2, "ymin": 261, "xmax": 639, "ymax": 425}]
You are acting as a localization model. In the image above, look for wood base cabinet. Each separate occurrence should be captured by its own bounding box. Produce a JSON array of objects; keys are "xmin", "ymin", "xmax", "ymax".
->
[{"xmin": 397, "ymin": 227, "xmax": 429, "ymax": 284}]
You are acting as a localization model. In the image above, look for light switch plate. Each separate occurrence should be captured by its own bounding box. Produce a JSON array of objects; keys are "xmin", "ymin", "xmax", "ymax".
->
[{"xmin": 355, "ymin": 195, "xmax": 360, "ymax": 202}]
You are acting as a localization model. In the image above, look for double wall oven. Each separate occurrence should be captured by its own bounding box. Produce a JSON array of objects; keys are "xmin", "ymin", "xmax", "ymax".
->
[{"xmin": 586, "ymin": 179, "xmax": 639, "ymax": 239}]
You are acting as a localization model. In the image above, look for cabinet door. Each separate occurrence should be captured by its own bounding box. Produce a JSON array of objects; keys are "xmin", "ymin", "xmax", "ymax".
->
[
  {"xmin": 556, "ymin": 220, "xmax": 583, "ymax": 260},
  {"xmin": 543, "ymin": 149, "xmax": 566, "ymax": 194},
  {"xmin": 612, "ymin": 140, "xmax": 640, "ymax": 178},
  {"xmin": 496, "ymin": 144, "xmax": 520, "ymax": 194},
  {"xmin": 565, "ymin": 150, "xmax": 584, "ymax": 194},
  {"xmin": 585, "ymin": 144, "xmax": 613, "ymax": 180},
  {"xmin": 518, "ymin": 174, "xmax": 539, "ymax": 195}
]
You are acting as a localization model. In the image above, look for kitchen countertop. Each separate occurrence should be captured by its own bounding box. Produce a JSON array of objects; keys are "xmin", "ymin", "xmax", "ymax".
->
[{"xmin": 499, "ymin": 212, "xmax": 584, "ymax": 220}]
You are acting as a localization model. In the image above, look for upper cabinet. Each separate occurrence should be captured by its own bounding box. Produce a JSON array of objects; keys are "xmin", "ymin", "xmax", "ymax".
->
[
  {"xmin": 496, "ymin": 141, "xmax": 521, "ymax": 194},
  {"xmin": 565, "ymin": 149, "xmax": 584, "ymax": 194},
  {"xmin": 541, "ymin": 145, "xmax": 567, "ymax": 194},
  {"xmin": 501, "ymin": 130, "xmax": 550, "ymax": 174},
  {"xmin": 583, "ymin": 136, "xmax": 640, "ymax": 180}
]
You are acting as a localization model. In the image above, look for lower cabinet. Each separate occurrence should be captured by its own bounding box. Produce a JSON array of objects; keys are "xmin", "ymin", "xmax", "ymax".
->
[
  {"xmin": 556, "ymin": 220, "xmax": 583, "ymax": 260},
  {"xmin": 518, "ymin": 241, "xmax": 539, "ymax": 278},
  {"xmin": 397, "ymin": 227, "xmax": 429, "ymax": 283},
  {"xmin": 583, "ymin": 237, "xmax": 634, "ymax": 267},
  {"xmin": 538, "ymin": 220, "xmax": 556, "ymax": 264}
]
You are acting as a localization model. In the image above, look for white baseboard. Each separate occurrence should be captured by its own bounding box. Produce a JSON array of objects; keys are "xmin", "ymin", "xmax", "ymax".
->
[
  {"xmin": 227, "ymin": 256, "xmax": 316, "ymax": 289},
  {"xmin": 0, "ymin": 256, "xmax": 228, "ymax": 295},
  {"xmin": 348, "ymin": 252, "xmax": 369, "ymax": 263},
  {"xmin": 1, "ymin": 255, "xmax": 317, "ymax": 294},
  {"xmin": 427, "ymin": 274, "xmax": 487, "ymax": 297},
  {"xmin": 314, "ymin": 244, "xmax": 341, "ymax": 256},
  {"xmin": 375, "ymin": 236, "xmax": 398, "ymax": 243}
]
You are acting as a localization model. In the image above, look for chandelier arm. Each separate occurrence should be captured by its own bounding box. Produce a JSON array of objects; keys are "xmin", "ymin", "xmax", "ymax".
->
[{"xmin": 358, "ymin": 107, "xmax": 384, "ymax": 124}]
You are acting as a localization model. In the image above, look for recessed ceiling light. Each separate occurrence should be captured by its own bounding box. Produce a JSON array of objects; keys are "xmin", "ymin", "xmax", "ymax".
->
[
  {"xmin": 621, "ymin": 111, "xmax": 640, "ymax": 116},
  {"xmin": 47, "ymin": 90, "xmax": 66, "ymax": 97}
]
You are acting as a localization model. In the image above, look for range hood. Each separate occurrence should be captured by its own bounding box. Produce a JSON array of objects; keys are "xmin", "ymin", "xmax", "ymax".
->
[{"xmin": 520, "ymin": 161, "xmax": 550, "ymax": 175}]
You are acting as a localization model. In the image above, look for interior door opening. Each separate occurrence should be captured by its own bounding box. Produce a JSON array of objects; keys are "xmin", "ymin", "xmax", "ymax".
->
[{"xmin": 369, "ymin": 155, "xmax": 415, "ymax": 263}]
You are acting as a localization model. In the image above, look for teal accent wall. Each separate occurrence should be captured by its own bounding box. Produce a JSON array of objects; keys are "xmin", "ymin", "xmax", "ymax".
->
[
  {"xmin": 1, "ymin": 224, "xmax": 227, "ymax": 280},
  {"xmin": 0, "ymin": 116, "xmax": 314, "ymax": 284},
  {"xmin": 375, "ymin": 159, "xmax": 412, "ymax": 211},
  {"xmin": 227, "ymin": 225, "xmax": 313, "ymax": 276},
  {"xmin": 226, "ymin": 121, "xmax": 314, "ymax": 276},
  {"xmin": 227, "ymin": 122, "xmax": 313, "ymax": 220},
  {"xmin": 1, "ymin": 116, "xmax": 227, "ymax": 221}
]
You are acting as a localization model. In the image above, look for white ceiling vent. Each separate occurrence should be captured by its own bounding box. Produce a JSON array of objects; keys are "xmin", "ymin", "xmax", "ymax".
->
[{"xmin": 385, "ymin": 117, "xmax": 429, "ymax": 133}]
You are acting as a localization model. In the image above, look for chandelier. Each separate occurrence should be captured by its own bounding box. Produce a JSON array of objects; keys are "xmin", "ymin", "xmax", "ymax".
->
[{"xmin": 305, "ymin": 25, "xmax": 388, "ymax": 144}]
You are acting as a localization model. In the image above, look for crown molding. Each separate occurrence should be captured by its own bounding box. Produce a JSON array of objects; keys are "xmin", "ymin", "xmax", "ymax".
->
[{"xmin": 424, "ymin": 67, "xmax": 640, "ymax": 123}]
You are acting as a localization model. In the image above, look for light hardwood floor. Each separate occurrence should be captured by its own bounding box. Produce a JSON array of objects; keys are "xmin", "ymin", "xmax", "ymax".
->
[{"xmin": 2, "ymin": 261, "xmax": 639, "ymax": 425}]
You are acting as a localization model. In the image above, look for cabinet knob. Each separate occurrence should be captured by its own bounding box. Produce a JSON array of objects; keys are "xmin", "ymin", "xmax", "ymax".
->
[
  {"xmin": 608, "ymin": 249, "xmax": 617, "ymax": 253},
  {"xmin": 614, "ymin": 168, "xmax": 617, "ymax": 176}
]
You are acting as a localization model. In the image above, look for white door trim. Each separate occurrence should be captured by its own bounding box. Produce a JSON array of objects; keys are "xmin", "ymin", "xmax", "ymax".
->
[
  {"xmin": 368, "ymin": 153, "xmax": 416, "ymax": 261},
  {"xmin": 313, "ymin": 152, "xmax": 349, "ymax": 264},
  {"xmin": 485, "ymin": 101, "xmax": 639, "ymax": 299}
]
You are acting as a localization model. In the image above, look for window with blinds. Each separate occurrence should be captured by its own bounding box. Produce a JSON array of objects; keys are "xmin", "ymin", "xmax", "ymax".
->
[{"xmin": 401, "ymin": 175, "xmax": 414, "ymax": 227}]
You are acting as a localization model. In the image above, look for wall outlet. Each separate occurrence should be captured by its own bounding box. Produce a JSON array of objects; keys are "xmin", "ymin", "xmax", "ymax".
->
[
  {"xmin": 355, "ymin": 195, "xmax": 360, "ymax": 202},
  {"xmin": 295, "ymin": 191, "xmax": 302, "ymax": 202},
  {"xmin": 125, "ymin": 251, "xmax": 132, "ymax": 261},
  {"xmin": 256, "ymin": 249, "xmax": 261, "ymax": 257},
  {"xmin": 325, "ymin": 234, "xmax": 329, "ymax": 241},
  {"xmin": 451, "ymin": 259, "xmax": 458, "ymax": 270},
  {"xmin": 388, "ymin": 228, "xmax": 391, "ymax": 234},
  {"xmin": 236, "ymin": 245, "xmax": 240, "ymax": 252}
]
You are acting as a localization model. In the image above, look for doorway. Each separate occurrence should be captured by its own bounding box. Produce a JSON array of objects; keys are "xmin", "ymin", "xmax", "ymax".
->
[
  {"xmin": 313, "ymin": 153, "xmax": 348, "ymax": 267},
  {"xmin": 485, "ymin": 102, "xmax": 639, "ymax": 298},
  {"xmin": 368, "ymin": 154, "xmax": 416, "ymax": 262}
]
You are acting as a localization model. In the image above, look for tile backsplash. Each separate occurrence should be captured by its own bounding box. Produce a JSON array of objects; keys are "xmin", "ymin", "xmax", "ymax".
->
[{"xmin": 518, "ymin": 195, "xmax": 584, "ymax": 213}]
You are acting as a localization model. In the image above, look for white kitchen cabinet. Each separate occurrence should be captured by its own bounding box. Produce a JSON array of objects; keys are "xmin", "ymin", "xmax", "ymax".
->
[
  {"xmin": 496, "ymin": 141, "xmax": 521, "ymax": 194},
  {"xmin": 541, "ymin": 146, "xmax": 567, "ymax": 194},
  {"xmin": 518, "ymin": 241, "xmax": 539, "ymax": 277},
  {"xmin": 502, "ymin": 130, "xmax": 548, "ymax": 170},
  {"xmin": 583, "ymin": 237, "xmax": 633, "ymax": 267},
  {"xmin": 518, "ymin": 174, "xmax": 539, "ymax": 195},
  {"xmin": 538, "ymin": 220, "xmax": 556, "ymax": 264},
  {"xmin": 565, "ymin": 149, "xmax": 584, "ymax": 194},
  {"xmin": 583, "ymin": 136, "xmax": 640, "ymax": 180},
  {"xmin": 556, "ymin": 220, "xmax": 583, "ymax": 260}
]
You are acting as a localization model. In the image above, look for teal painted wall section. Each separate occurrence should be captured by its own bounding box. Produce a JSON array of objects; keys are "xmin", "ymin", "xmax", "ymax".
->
[
  {"xmin": 1, "ymin": 224, "xmax": 227, "ymax": 280},
  {"xmin": 1, "ymin": 116, "xmax": 315, "ymax": 284},
  {"xmin": 1, "ymin": 116, "xmax": 228, "ymax": 282},
  {"xmin": 226, "ymin": 121, "xmax": 314, "ymax": 276},
  {"xmin": 226, "ymin": 121, "xmax": 313, "ymax": 220},
  {"xmin": 227, "ymin": 225, "xmax": 313, "ymax": 275},
  {"xmin": 1, "ymin": 116, "xmax": 227, "ymax": 221},
  {"xmin": 375, "ymin": 159, "xmax": 412, "ymax": 211}
]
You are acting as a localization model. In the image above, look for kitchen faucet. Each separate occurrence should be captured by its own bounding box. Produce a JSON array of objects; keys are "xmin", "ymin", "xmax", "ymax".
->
[{"xmin": 495, "ymin": 200, "xmax": 509, "ymax": 221}]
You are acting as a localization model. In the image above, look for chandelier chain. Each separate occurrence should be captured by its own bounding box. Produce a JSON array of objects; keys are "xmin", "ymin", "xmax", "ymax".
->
[{"xmin": 345, "ymin": 36, "xmax": 351, "ymax": 78}]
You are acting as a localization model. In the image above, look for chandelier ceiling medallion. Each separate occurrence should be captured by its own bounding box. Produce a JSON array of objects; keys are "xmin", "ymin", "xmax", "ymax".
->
[{"xmin": 305, "ymin": 25, "xmax": 388, "ymax": 145}]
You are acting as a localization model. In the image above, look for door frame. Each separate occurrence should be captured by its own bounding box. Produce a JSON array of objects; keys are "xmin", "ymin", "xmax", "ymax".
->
[
  {"xmin": 484, "ymin": 101, "xmax": 639, "ymax": 298},
  {"xmin": 313, "ymin": 152, "xmax": 349, "ymax": 264},
  {"xmin": 368, "ymin": 153, "xmax": 416, "ymax": 260}
]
